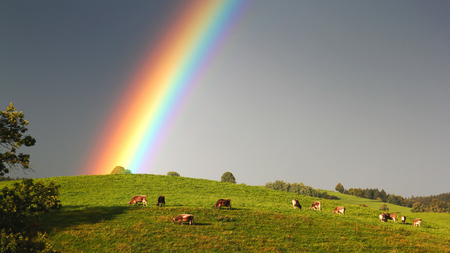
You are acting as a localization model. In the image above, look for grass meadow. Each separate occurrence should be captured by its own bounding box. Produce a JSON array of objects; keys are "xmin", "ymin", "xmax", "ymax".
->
[{"xmin": 2, "ymin": 174, "xmax": 450, "ymax": 252}]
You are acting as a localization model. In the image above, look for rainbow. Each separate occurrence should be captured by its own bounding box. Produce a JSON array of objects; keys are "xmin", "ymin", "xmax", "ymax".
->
[{"xmin": 82, "ymin": 0, "xmax": 250, "ymax": 175}]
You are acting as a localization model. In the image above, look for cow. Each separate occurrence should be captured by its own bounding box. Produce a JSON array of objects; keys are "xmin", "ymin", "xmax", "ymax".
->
[
  {"xmin": 379, "ymin": 213, "xmax": 389, "ymax": 222},
  {"xmin": 388, "ymin": 213, "xmax": 398, "ymax": 223},
  {"xmin": 156, "ymin": 195, "xmax": 165, "ymax": 207},
  {"xmin": 333, "ymin": 206, "xmax": 345, "ymax": 215},
  {"xmin": 214, "ymin": 199, "xmax": 231, "ymax": 210},
  {"xmin": 173, "ymin": 214, "xmax": 194, "ymax": 225},
  {"xmin": 401, "ymin": 215, "xmax": 406, "ymax": 224},
  {"xmin": 292, "ymin": 199, "xmax": 301, "ymax": 209},
  {"xmin": 129, "ymin": 195, "xmax": 147, "ymax": 206},
  {"xmin": 310, "ymin": 201, "xmax": 321, "ymax": 211},
  {"xmin": 413, "ymin": 218, "xmax": 422, "ymax": 227}
]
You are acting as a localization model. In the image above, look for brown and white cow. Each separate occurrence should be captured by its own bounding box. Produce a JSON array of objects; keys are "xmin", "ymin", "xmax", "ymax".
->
[
  {"xmin": 379, "ymin": 213, "xmax": 389, "ymax": 222},
  {"xmin": 292, "ymin": 199, "xmax": 301, "ymax": 209},
  {"xmin": 310, "ymin": 201, "xmax": 321, "ymax": 211},
  {"xmin": 388, "ymin": 213, "xmax": 398, "ymax": 223},
  {"xmin": 156, "ymin": 195, "xmax": 165, "ymax": 207},
  {"xmin": 173, "ymin": 214, "xmax": 194, "ymax": 225},
  {"xmin": 401, "ymin": 215, "xmax": 406, "ymax": 224},
  {"xmin": 214, "ymin": 199, "xmax": 231, "ymax": 210},
  {"xmin": 333, "ymin": 206, "xmax": 345, "ymax": 215},
  {"xmin": 129, "ymin": 195, "xmax": 147, "ymax": 206},
  {"xmin": 413, "ymin": 218, "xmax": 422, "ymax": 227}
]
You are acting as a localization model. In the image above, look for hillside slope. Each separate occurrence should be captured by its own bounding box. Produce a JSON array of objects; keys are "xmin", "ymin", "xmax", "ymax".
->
[{"xmin": 2, "ymin": 175, "xmax": 449, "ymax": 252}]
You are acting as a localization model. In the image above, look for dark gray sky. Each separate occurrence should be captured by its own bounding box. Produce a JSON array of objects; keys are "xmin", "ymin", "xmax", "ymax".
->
[{"xmin": 1, "ymin": 0, "xmax": 449, "ymax": 197}]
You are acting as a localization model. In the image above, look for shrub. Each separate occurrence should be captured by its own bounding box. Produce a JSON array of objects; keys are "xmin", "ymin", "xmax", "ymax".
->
[
  {"xmin": 221, "ymin": 172, "xmax": 236, "ymax": 184},
  {"xmin": 110, "ymin": 166, "xmax": 132, "ymax": 174},
  {"xmin": 167, "ymin": 171, "xmax": 180, "ymax": 177}
]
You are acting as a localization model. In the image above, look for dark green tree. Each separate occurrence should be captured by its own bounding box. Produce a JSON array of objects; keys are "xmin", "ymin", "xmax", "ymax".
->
[
  {"xmin": 167, "ymin": 171, "xmax": 180, "ymax": 177},
  {"xmin": 221, "ymin": 171, "xmax": 236, "ymax": 184},
  {"xmin": 0, "ymin": 103, "xmax": 36, "ymax": 176},
  {"xmin": 380, "ymin": 189, "xmax": 387, "ymax": 202},
  {"xmin": 387, "ymin": 194, "xmax": 398, "ymax": 205},
  {"xmin": 110, "ymin": 166, "xmax": 132, "ymax": 174},
  {"xmin": 379, "ymin": 203, "xmax": 389, "ymax": 211},
  {"xmin": 335, "ymin": 183, "xmax": 344, "ymax": 193},
  {"xmin": 411, "ymin": 202, "xmax": 425, "ymax": 213}
]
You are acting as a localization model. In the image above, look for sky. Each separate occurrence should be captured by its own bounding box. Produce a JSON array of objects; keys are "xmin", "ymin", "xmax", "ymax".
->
[{"xmin": 1, "ymin": 0, "xmax": 449, "ymax": 198}]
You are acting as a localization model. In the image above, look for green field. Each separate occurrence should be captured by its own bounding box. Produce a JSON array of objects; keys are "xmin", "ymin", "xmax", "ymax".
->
[{"xmin": 2, "ymin": 174, "xmax": 449, "ymax": 252}]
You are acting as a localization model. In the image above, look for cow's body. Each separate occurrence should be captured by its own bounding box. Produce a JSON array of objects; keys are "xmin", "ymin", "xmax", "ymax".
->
[
  {"xmin": 379, "ymin": 213, "xmax": 389, "ymax": 222},
  {"xmin": 173, "ymin": 214, "xmax": 194, "ymax": 225},
  {"xmin": 214, "ymin": 199, "xmax": 231, "ymax": 210},
  {"xmin": 333, "ymin": 206, "xmax": 345, "ymax": 215},
  {"xmin": 401, "ymin": 215, "xmax": 406, "ymax": 224},
  {"xmin": 156, "ymin": 195, "xmax": 165, "ymax": 207},
  {"xmin": 292, "ymin": 199, "xmax": 301, "ymax": 209},
  {"xmin": 413, "ymin": 218, "xmax": 422, "ymax": 227},
  {"xmin": 129, "ymin": 195, "xmax": 147, "ymax": 206},
  {"xmin": 310, "ymin": 201, "xmax": 321, "ymax": 211},
  {"xmin": 389, "ymin": 213, "xmax": 398, "ymax": 223}
]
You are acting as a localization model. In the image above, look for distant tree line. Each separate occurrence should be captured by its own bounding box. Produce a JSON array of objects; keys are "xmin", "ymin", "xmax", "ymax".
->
[
  {"xmin": 266, "ymin": 180, "xmax": 337, "ymax": 199},
  {"xmin": 335, "ymin": 183, "xmax": 450, "ymax": 213},
  {"xmin": 0, "ymin": 175, "xmax": 30, "ymax": 182}
]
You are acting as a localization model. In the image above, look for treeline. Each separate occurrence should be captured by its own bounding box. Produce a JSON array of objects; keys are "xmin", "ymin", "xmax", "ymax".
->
[
  {"xmin": 266, "ymin": 180, "xmax": 337, "ymax": 199},
  {"xmin": 335, "ymin": 183, "xmax": 450, "ymax": 213},
  {"xmin": 0, "ymin": 176, "xmax": 30, "ymax": 182}
]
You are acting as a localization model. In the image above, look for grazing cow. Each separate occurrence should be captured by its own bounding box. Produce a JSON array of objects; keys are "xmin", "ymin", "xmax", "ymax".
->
[
  {"xmin": 388, "ymin": 213, "xmax": 398, "ymax": 223},
  {"xmin": 310, "ymin": 201, "xmax": 321, "ymax": 211},
  {"xmin": 379, "ymin": 213, "xmax": 389, "ymax": 222},
  {"xmin": 413, "ymin": 218, "xmax": 422, "ymax": 227},
  {"xmin": 156, "ymin": 195, "xmax": 165, "ymax": 207},
  {"xmin": 292, "ymin": 199, "xmax": 302, "ymax": 209},
  {"xmin": 333, "ymin": 206, "xmax": 345, "ymax": 215},
  {"xmin": 129, "ymin": 195, "xmax": 147, "ymax": 206},
  {"xmin": 214, "ymin": 199, "xmax": 231, "ymax": 210},
  {"xmin": 173, "ymin": 214, "xmax": 194, "ymax": 225},
  {"xmin": 401, "ymin": 215, "xmax": 406, "ymax": 224}
]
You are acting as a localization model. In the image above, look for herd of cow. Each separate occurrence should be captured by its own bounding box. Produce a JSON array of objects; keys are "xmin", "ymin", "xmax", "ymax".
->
[{"xmin": 128, "ymin": 195, "xmax": 422, "ymax": 226}]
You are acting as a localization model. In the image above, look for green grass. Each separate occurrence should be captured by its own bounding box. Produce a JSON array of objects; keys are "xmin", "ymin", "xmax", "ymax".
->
[{"xmin": 2, "ymin": 174, "xmax": 450, "ymax": 252}]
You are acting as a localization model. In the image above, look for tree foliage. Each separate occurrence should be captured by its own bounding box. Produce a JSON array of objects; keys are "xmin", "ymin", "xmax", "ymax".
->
[
  {"xmin": 0, "ymin": 103, "xmax": 36, "ymax": 176},
  {"xmin": 379, "ymin": 203, "xmax": 389, "ymax": 211},
  {"xmin": 221, "ymin": 172, "xmax": 236, "ymax": 184},
  {"xmin": 265, "ymin": 180, "xmax": 334, "ymax": 199},
  {"xmin": 0, "ymin": 179, "xmax": 61, "ymax": 233},
  {"xmin": 167, "ymin": 171, "xmax": 180, "ymax": 177},
  {"xmin": 335, "ymin": 183, "xmax": 344, "ymax": 193},
  {"xmin": 110, "ymin": 166, "xmax": 132, "ymax": 175}
]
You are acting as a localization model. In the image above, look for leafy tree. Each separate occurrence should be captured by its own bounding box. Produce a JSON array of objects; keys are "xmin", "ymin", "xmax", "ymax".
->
[
  {"xmin": 335, "ymin": 183, "xmax": 344, "ymax": 193},
  {"xmin": 0, "ymin": 179, "xmax": 61, "ymax": 233},
  {"xmin": 167, "ymin": 171, "xmax": 180, "ymax": 177},
  {"xmin": 380, "ymin": 189, "xmax": 387, "ymax": 202},
  {"xmin": 221, "ymin": 172, "xmax": 236, "ymax": 184},
  {"xmin": 0, "ymin": 103, "xmax": 36, "ymax": 176},
  {"xmin": 411, "ymin": 202, "xmax": 425, "ymax": 213},
  {"xmin": 110, "ymin": 166, "xmax": 132, "ymax": 174},
  {"xmin": 379, "ymin": 203, "xmax": 389, "ymax": 211},
  {"xmin": 387, "ymin": 194, "xmax": 398, "ymax": 205}
]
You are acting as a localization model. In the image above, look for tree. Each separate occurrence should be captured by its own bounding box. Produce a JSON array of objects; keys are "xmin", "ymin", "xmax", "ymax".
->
[
  {"xmin": 167, "ymin": 171, "xmax": 180, "ymax": 177},
  {"xmin": 0, "ymin": 103, "xmax": 36, "ymax": 176},
  {"xmin": 221, "ymin": 172, "xmax": 236, "ymax": 184},
  {"xmin": 411, "ymin": 202, "xmax": 425, "ymax": 213},
  {"xmin": 335, "ymin": 183, "xmax": 344, "ymax": 193},
  {"xmin": 379, "ymin": 203, "xmax": 389, "ymax": 211},
  {"xmin": 110, "ymin": 166, "xmax": 132, "ymax": 174},
  {"xmin": 387, "ymin": 194, "xmax": 398, "ymax": 205}
]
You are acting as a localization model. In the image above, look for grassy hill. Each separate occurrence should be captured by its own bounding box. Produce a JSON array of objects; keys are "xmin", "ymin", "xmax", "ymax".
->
[{"xmin": 2, "ymin": 174, "xmax": 450, "ymax": 252}]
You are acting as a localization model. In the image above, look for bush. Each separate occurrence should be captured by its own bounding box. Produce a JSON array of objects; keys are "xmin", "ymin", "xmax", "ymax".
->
[
  {"xmin": 379, "ymin": 203, "xmax": 389, "ymax": 211},
  {"xmin": 221, "ymin": 172, "xmax": 236, "ymax": 184},
  {"xmin": 110, "ymin": 166, "xmax": 132, "ymax": 174},
  {"xmin": 0, "ymin": 229, "xmax": 59, "ymax": 253},
  {"xmin": 359, "ymin": 204, "xmax": 369, "ymax": 208},
  {"xmin": 167, "ymin": 171, "xmax": 180, "ymax": 177}
]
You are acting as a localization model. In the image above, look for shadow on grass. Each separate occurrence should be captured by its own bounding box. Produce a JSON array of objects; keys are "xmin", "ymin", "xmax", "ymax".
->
[{"xmin": 37, "ymin": 205, "xmax": 130, "ymax": 233}]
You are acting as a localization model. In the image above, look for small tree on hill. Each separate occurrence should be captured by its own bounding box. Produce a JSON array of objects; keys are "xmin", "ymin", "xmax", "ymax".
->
[
  {"xmin": 411, "ymin": 202, "xmax": 425, "ymax": 213},
  {"xmin": 110, "ymin": 166, "xmax": 132, "ymax": 174},
  {"xmin": 221, "ymin": 172, "xmax": 236, "ymax": 184},
  {"xmin": 335, "ymin": 183, "xmax": 344, "ymax": 193},
  {"xmin": 379, "ymin": 203, "xmax": 389, "ymax": 211},
  {"xmin": 167, "ymin": 171, "xmax": 180, "ymax": 177}
]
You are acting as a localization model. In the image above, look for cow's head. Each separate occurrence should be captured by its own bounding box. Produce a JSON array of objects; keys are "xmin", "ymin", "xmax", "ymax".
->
[{"xmin": 172, "ymin": 218, "xmax": 176, "ymax": 224}]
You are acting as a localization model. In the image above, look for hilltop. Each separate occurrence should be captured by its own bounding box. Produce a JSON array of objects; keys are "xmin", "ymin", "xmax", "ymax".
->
[{"xmin": 2, "ymin": 174, "xmax": 449, "ymax": 252}]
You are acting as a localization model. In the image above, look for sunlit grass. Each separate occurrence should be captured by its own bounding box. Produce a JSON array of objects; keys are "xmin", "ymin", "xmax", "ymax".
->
[{"xmin": 2, "ymin": 174, "xmax": 450, "ymax": 252}]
